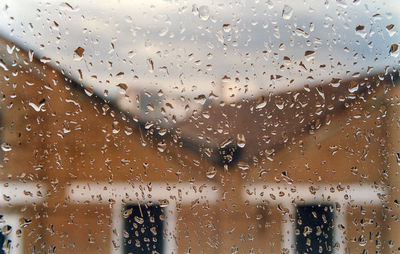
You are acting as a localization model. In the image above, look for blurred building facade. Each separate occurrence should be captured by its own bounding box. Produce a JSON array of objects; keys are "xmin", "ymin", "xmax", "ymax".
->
[{"xmin": 0, "ymin": 36, "xmax": 399, "ymax": 254}]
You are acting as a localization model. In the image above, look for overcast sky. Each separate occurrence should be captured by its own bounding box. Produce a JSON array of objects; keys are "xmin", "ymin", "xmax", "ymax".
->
[{"xmin": 0, "ymin": 0, "xmax": 399, "ymax": 102}]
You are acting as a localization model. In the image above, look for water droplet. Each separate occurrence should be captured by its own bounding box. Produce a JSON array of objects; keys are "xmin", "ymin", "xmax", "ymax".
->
[
  {"xmin": 117, "ymin": 83, "xmax": 128, "ymax": 93},
  {"xmin": 150, "ymin": 226, "xmax": 158, "ymax": 236},
  {"xmin": 330, "ymin": 78, "xmax": 341, "ymax": 88},
  {"xmin": 274, "ymin": 99, "xmax": 284, "ymax": 110},
  {"xmin": 147, "ymin": 58, "xmax": 154, "ymax": 72},
  {"xmin": 159, "ymin": 66, "xmax": 169, "ymax": 74},
  {"xmin": 192, "ymin": 4, "xmax": 199, "ymax": 16},
  {"xmin": 237, "ymin": 162, "xmax": 249, "ymax": 171},
  {"xmin": 386, "ymin": 24, "xmax": 396, "ymax": 37},
  {"xmin": 329, "ymin": 145, "xmax": 338, "ymax": 155},
  {"xmin": 194, "ymin": 94, "xmax": 206, "ymax": 105},
  {"xmin": 336, "ymin": 0, "xmax": 348, "ymax": 8},
  {"xmin": 206, "ymin": 167, "xmax": 217, "ymax": 179},
  {"xmin": 158, "ymin": 199, "xmax": 170, "ymax": 208},
  {"xmin": 355, "ymin": 25, "xmax": 367, "ymax": 38},
  {"xmin": 159, "ymin": 27, "xmax": 168, "ymax": 37},
  {"xmin": 6, "ymin": 44, "xmax": 14, "ymax": 54},
  {"xmin": 358, "ymin": 235, "xmax": 367, "ymax": 247},
  {"xmin": 256, "ymin": 101, "xmax": 266, "ymax": 110},
  {"xmin": 219, "ymin": 138, "xmax": 233, "ymax": 149},
  {"xmin": 134, "ymin": 216, "xmax": 144, "ymax": 225},
  {"xmin": 157, "ymin": 142, "xmax": 166, "ymax": 152},
  {"xmin": 355, "ymin": 25, "xmax": 365, "ymax": 31},
  {"xmin": 390, "ymin": 44, "xmax": 399, "ymax": 57},
  {"xmin": 0, "ymin": 60, "xmax": 8, "ymax": 71},
  {"xmin": 221, "ymin": 75, "xmax": 231, "ymax": 82},
  {"xmin": 40, "ymin": 57, "xmax": 51, "ymax": 63},
  {"xmin": 112, "ymin": 121, "xmax": 120, "ymax": 134},
  {"xmin": 158, "ymin": 129, "xmax": 167, "ymax": 136},
  {"xmin": 1, "ymin": 225, "xmax": 12, "ymax": 236},
  {"xmin": 145, "ymin": 122, "xmax": 154, "ymax": 129},
  {"xmin": 254, "ymin": 96, "xmax": 266, "ymax": 109},
  {"xmin": 146, "ymin": 102, "xmax": 155, "ymax": 111},
  {"xmin": 74, "ymin": 47, "xmax": 84, "ymax": 61},
  {"xmin": 122, "ymin": 208, "xmax": 132, "ymax": 219},
  {"xmin": 60, "ymin": 2, "xmax": 75, "ymax": 11},
  {"xmin": 3, "ymin": 194, "xmax": 11, "ymax": 202},
  {"xmin": 84, "ymin": 87, "xmax": 94, "ymax": 97},
  {"xmin": 348, "ymin": 81, "xmax": 359, "ymax": 93},
  {"xmin": 223, "ymin": 24, "xmax": 231, "ymax": 32},
  {"xmin": 26, "ymin": 49, "xmax": 34, "ymax": 62},
  {"xmin": 198, "ymin": 5, "xmax": 210, "ymax": 21},
  {"xmin": 237, "ymin": 134, "xmax": 246, "ymax": 148},
  {"xmin": 124, "ymin": 126, "xmax": 133, "ymax": 136},
  {"xmin": 295, "ymin": 28, "xmax": 309, "ymax": 38},
  {"xmin": 1, "ymin": 143, "xmax": 12, "ymax": 152},
  {"xmin": 309, "ymin": 22, "xmax": 315, "ymax": 32},
  {"xmin": 19, "ymin": 217, "xmax": 32, "ymax": 227},
  {"xmin": 350, "ymin": 166, "xmax": 359, "ymax": 175},
  {"xmin": 282, "ymin": 5, "xmax": 294, "ymax": 20},
  {"xmin": 304, "ymin": 50, "xmax": 315, "ymax": 61},
  {"xmin": 28, "ymin": 100, "xmax": 45, "ymax": 112}
]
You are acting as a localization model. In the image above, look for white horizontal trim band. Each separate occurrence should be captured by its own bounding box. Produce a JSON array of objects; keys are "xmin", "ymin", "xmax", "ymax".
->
[
  {"xmin": 243, "ymin": 183, "xmax": 386, "ymax": 205},
  {"xmin": 66, "ymin": 182, "xmax": 220, "ymax": 204},
  {"xmin": 0, "ymin": 182, "xmax": 46, "ymax": 205}
]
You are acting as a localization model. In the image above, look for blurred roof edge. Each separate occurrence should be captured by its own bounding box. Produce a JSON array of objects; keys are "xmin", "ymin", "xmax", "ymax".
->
[
  {"xmin": 1, "ymin": 35, "xmax": 399, "ymax": 167},
  {"xmin": 0, "ymin": 35, "xmax": 215, "ymax": 164}
]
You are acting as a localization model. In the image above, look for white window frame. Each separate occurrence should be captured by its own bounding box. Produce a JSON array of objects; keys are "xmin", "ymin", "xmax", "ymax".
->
[
  {"xmin": 0, "ymin": 213, "xmax": 21, "ymax": 254},
  {"xmin": 66, "ymin": 182, "xmax": 220, "ymax": 254},
  {"xmin": 0, "ymin": 182, "xmax": 47, "ymax": 254},
  {"xmin": 243, "ymin": 183, "xmax": 386, "ymax": 254}
]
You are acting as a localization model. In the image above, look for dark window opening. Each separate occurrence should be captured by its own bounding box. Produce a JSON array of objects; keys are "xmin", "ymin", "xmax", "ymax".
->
[
  {"xmin": 295, "ymin": 204, "xmax": 334, "ymax": 254},
  {"xmin": 0, "ymin": 232, "xmax": 5, "ymax": 254},
  {"xmin": 0, "ymin": 229, "xmax": 10, "ymax": 254},
  {"xmin": 123, "ymin": 203, "xmax": 164, "ymax": 254}
]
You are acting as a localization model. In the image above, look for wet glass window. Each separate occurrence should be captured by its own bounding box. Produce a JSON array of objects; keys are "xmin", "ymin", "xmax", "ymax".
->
[{"xmin": 0, "ymin": 0, "xmax": 399, "ymax": 253}]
